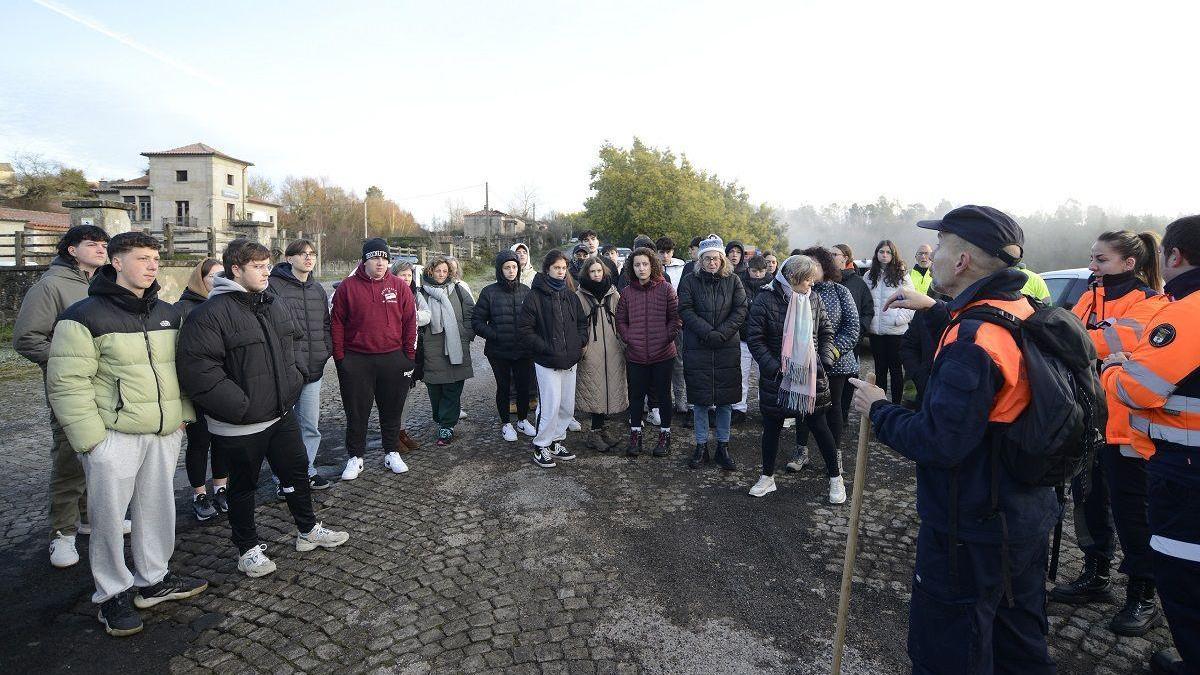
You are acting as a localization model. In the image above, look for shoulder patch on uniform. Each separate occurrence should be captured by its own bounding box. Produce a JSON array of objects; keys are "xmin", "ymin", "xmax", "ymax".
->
[{"xmin": 1149, "ymin": 324, "xmax": 1176, "ymax": 348}]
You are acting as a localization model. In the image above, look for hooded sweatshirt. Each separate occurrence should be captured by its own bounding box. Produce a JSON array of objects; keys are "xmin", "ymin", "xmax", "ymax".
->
[
  {"xmin": 510, "ymin": 243, "xmax": 537, "ymax": 286},
  {"xmin": 330, "ymin": 262, "xmax": 417, "ymax": 361}
]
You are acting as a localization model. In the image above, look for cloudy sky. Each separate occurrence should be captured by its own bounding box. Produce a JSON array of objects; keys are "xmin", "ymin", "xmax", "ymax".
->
[{"xmin": 2, "ymin": 0, "xmax": 1196, "ymax": 222}]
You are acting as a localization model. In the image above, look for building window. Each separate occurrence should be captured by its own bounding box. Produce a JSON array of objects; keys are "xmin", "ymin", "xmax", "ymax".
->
[
  {"xmin": 270, "ymin": 215, "xmax": 275, "ymax": 224},
  {"xmin": 175, "ymin": 201, "xmax": 190, "ymax": 224},
  {"xmin": 123, "ymin": 196, "xmax": 136, "ymax": 208},
  {"xmin": 176, "ymin": 170, "xmax": 188, "ymax": 182},
  {"xmin": 138, "ymin": 196, "xmax": 151, "ymax": 222},
  {"xmin": 226, "ymin": 174, "xmax": 234, "ymax": 186},
  {"xmin": 226, "ymin": 203, "xmax": 235, "ymax": 223}
]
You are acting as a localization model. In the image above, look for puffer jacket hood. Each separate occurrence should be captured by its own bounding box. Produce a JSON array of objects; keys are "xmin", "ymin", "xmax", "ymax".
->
[
  {"xmin": 494, "ymin": 250, "xmax": 521, "ymax": 286},
  {"xmin": 46, "ymin": 264, "xmax": 193, "ymax": 452},
  {"xmin": 509, "ymin": 243, "xmax": 537, "ymax": 286}
]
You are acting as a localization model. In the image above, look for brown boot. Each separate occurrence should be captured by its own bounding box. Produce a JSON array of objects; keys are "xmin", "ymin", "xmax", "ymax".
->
[{"xmin": 397, "ymin": 430, "xmax": 420, "ymax": 451}]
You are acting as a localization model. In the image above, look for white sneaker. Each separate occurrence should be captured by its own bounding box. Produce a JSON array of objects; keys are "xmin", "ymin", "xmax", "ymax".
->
[
  {"xmin": 748, "ymin": 475, "xmax": 777, "ymax": 498},
  {"xmin": 782, "ymin": 417, "xmax": 796, "ymax": 428},
  {"xmin": 238, "ymin": 544, "xmax": 277, "ymax": 578},
  {"xmin": 341, "ymin": 457, "xmax": 364, "ymax": 481},
  {"xmin": 829, "ymin": 476, "xmax": 847, "ymax": 504},
  {"xmin": 786, "ymin": 447, "xmax": 810, "ymax": 472},
  {"xmin": 384, "ymin": 451, "xmax": 409, "ymax": 474},
  {"xmin": 75, "ymin": 519, "xmax": 131, "ymax": 536},
  {"xmin": 516, "ymin": 420, "xmax": 537, "ymax": 436},
  {"xmin": 501, "ymin": 423, "xmax": 518, "ymax": 442},
  {"xmin": 49, "ymin": 532, "xmax": 79, "ymax": 568},
  {"xmin": 647, "ymin": 408, "xmax": 662, "ymax": 426},
  {"xmin": 296, "ymin": 523, "xmax": 350, "ymax": 552},
  {"xmin": 567, "ymin": 418, "xmax": 582, "ymax": 432},
  {"xmin": 459, "ymin": 409, "xmax": 468, "ymax": 419}
]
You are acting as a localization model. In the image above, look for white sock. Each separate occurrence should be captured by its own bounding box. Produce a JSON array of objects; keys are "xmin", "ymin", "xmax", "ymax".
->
[
  {"xmin": 631, "ymin": 426, "xmax": 642, "ymax": 432},
  {"xmin": 661, "ymin": 427, "xmax": 671, "ymax": 433}
]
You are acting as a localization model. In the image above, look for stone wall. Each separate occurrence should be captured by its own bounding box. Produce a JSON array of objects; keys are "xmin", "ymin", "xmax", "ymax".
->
[{"xmin": 0, "ymin": 265, "xmax": 49, "ymax": 325}]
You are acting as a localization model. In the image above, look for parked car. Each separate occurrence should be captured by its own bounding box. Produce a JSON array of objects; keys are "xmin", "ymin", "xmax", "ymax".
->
[
  {"xmin": 616, "ymin": 247, "xmax": 631, "ymax": 269},
  {"xmin": 1040, "ymin": 268, "xmax": 1091, "ymax": 310}
]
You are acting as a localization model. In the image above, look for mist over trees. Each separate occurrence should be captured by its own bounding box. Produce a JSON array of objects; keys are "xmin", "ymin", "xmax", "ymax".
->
[{"xmin": 780, "ymin": 196, "xmax": 1176, "ymax": 272}]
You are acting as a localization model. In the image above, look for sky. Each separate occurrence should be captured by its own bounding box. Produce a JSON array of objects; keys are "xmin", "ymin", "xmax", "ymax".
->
[{"xmin": 2, "ymin": 0, "xmax": 1198, "ymax": 223}]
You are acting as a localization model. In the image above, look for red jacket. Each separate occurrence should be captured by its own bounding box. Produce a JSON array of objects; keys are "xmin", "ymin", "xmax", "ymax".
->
[
  {"xmin": 616, "ymin": 276, "xmax": 681, "ymax": 364},
  {"xmin": 331, "ymin": 263, "xmax": 416, "ymax": 361}
]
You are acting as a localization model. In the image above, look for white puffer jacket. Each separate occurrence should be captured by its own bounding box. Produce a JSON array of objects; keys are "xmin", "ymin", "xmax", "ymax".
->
[{"xmin": 865, "ymin": 272, "xmax": 916, "ymax": 336}]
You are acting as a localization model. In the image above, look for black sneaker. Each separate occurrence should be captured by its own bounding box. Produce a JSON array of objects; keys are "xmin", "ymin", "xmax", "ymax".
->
[
  {"xmin": 532, "ymin": 445, "xmax": 556, "ymax": 468},
  {"xmin": 309, "ymin": 474, "xmax": 331, "ymax": 491},
  {"xmin": 192, "ymin": 493, "xmax": 217, "ymax": 521},
  {"xmin": 134, "ymin": 572, "xmax": 209, "ymax": 609},
  {"xmin": 212, "ymin": 486, "xmax": 229, "ymax": 514},
  {"xmin": 550, "ymin": 443, "xmax": 576, "ymax": 461},
  {"xmin": 276, "ymin": 485, "xmax": 287, "ymax": 502},
  {"xmin": 98, "ymin": 591, "xmax": 143, "ymax": 637}
]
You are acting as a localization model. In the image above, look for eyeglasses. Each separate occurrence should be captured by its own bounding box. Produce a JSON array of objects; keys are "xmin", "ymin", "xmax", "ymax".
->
[{"xmin": 300, "ymin": 252, "xmax": 318, "ymax": 258}]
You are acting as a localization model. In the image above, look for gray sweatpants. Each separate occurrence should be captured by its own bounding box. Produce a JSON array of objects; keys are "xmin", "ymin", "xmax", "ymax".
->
[{"xmin": 80, "ymin": 429, "xmax": 183, "ymax": 604}]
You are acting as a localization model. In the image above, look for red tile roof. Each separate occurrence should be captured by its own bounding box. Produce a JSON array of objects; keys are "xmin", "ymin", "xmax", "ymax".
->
[
  {"xmin": 465, "ymin": 208, "xmax": 517, "ymax": 218},
  {"xmin": 0, "ymin": 206, "xmax": 71, "ymax": 231},
  {"xmin": 141, "ymin": 143, "xmax": 252, "ymax": 166}
]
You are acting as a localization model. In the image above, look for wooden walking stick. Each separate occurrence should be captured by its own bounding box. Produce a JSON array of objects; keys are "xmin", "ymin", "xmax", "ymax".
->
[{"xmin": 832, "ymin": 373, "xmax": 875, "ymax": 675}]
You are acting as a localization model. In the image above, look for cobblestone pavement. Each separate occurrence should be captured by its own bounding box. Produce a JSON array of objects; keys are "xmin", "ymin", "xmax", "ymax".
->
[{"xmin": 0, "ymin": 343, "xmax": 1177, "ymax": 674}]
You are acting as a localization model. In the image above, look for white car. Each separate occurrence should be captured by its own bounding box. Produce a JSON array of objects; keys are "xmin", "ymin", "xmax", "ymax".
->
[{"xmin": 1039, "ymin": 268, "xmax": 1091, "ymax": 310}]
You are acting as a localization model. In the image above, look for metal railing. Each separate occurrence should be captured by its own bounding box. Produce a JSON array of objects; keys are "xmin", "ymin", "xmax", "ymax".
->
[{"xmin": 162, "ymin": 216, "xmax": 199, "ymax": 228}]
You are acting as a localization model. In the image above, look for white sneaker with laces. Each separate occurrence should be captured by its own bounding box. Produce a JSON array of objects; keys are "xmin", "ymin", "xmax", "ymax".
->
[
  {"xmin": 550, "ymin": 443, "xmax": 576, "ymax": 461},
  {"xmin": 829, "ymin": 476, "xmax": 848, "ymax": 504},
  {"xmin": 297, "ymin": 523, "xmax": 350, "ymax": 552},
  {"xmin": 341, "ymin": 457, "xmax": 364, "ymax": 481},
  {"xmin": 748, "ymin": 475, "xmax": 777, "ymax": 498},
  {"xmin": 516, "ymin": 420, "xmax": 537, "ymax": 436},
  {"xmin": 782, "ymin": 417, "xmax": 796, "ymax": 428},
  {"xmin": 567, "ymin": 418, "xmax": 582, "ymax": 432},
  {"xmin": 49, "ymin": 531, "xmax": 79, "ymax": 568},
  {"xmin": 501, "ymin": 423, "xmax": 518, "ymax": 442},
  {"xmin": 384, "ymin": 451, "xmax": 409, "ymax": 474},
  {"xmin": 532, "ymin": 446, "xmax": 556, "ymax": 468},
  {"xmin": 238, "ymin": 544, "xmax": 276, "ymax": 578},
  {"xmin": 647, "ymin": 408, "xmax": 662, "ymax": 426}
]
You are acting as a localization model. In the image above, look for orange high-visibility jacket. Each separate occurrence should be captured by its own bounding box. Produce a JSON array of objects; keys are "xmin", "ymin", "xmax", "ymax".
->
[
  {"xmin": 1073, "ymin": 277, "xmax": 1169, "ymax": 446},
  {"xmin": 937, "ymin": 297, "xmax": 1034, "ymax": 423},
  {"xmin": 1101, "ymin": 288, "xmax": 1200, "ymax": 460}
]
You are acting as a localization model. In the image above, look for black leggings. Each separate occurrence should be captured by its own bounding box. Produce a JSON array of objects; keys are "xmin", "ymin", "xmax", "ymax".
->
[
  {"xmin": 762, "ymin": 414, "xmax": 841, "ymax": 478},
  {"xmin": 488, "ymin": 355, "xmax": 533, "ymax": 422},
  {"xmin": 185, "ymin": 414, "xmax": 227, "ymax": 489},
  {"xmin": 798, "ymin": 375, "xmax": 848, "ymax": 446},
  {"xmin": 628, "ymin": 358, "xmax": 674, "ymax": 428},
  {"xmin": 869, "ymin": 334, "xmax": 905, "ymax": 403}
]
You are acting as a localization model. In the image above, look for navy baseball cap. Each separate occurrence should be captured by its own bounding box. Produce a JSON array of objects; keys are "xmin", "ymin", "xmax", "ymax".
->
[{"xmin": 917, "ymin": 205, "xmax": 1024, "ymax": 266}]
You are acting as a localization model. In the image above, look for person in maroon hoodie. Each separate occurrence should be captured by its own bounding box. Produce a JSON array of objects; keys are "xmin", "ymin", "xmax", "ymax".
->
[
  {"xmin": 616, "ymin": 247, "xmax": 682, "ymax": 457},
  {"xmin": 331, "ymin": 238, "xmax": 417, "ymax": 481}
]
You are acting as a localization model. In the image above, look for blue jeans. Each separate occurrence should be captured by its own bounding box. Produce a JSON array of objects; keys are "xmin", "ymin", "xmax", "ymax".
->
[
  {"xmin": 693, "ymin": 404, "xmax": 731, "ymax": 444},
  {"xmin": 294, "ymin": 379, "xmax": 323, "ymax": 473}
]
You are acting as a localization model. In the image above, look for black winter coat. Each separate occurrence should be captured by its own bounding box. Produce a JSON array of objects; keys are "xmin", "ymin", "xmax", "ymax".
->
[
  {"xmin": 174, "ymin": 287, "xmax": 207, "ymax": 321},
  {"xmin": 746, "ymin": 281, "xmax": 836, "ymax": 419},
  {"xmin": 267, "ymin": 263, "xmax": 332, "ymax": 384},
  {"xmin": 472, "ymin": 251, "xmax": 531, "ymax": 360},
  {"xmin": 735, "ymin": 271, "xmax": 771, "ymax": 340},
  {"xmin": 518, "ymin": 273, "xmax": 588, "ymax": 371},
  {"xmin": 900, "ymin": 303, "xmax": 950, "ymax": 407},
  {"xmin": 177, "ymin": 278, "xmax": 305, "ymax": 426},
  {"xmin": 678, "ymin": 271, "xmax": 748, "ymax": 406},
  {"xmin": 838, "ymin": 267, "xmax": 874, "ymax": 339}
]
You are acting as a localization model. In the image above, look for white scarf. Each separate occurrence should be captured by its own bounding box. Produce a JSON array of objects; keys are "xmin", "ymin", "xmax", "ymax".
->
[{"xmin": 422, "ymin": 280, "xmax": 464, "ymax": 365}]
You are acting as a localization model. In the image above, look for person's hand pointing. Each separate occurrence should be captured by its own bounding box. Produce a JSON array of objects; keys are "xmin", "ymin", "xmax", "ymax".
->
[
  {"xmin": 883, "ymin": 287, "xmax": 937, "ymax": 312},
  {"xmin": 848, "ymin": 377, "xmax": 887, "ymax": 414}
]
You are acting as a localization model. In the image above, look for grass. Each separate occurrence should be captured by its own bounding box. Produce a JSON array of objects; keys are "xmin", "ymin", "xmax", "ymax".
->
[{"xmin": 0, "ymin": 323, "xmax": 39, "ymax": 382}]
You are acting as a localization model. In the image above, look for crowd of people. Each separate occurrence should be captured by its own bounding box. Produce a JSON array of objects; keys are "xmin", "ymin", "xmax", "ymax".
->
[{"xmin": 10, "ymin": 211, "xmax": 1200, "ymax": 675}]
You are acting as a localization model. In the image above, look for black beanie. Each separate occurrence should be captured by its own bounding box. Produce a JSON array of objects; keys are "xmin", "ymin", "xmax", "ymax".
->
[{"xmin": 362, "ymin": 237, "xmax": 389, "ymax": 262}]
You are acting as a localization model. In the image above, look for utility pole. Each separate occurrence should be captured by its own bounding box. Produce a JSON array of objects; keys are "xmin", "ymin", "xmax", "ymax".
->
[
  {"xmin": 484, "ymin": 181, "xmax": 489, "ymax": 212},
  {"xmin": 363, "ymin": 193, "xmax": 368, "ymax": 240}
]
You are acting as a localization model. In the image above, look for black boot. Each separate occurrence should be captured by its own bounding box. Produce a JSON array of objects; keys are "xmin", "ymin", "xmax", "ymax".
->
[
  {"xmin": 1150, "ymin": 648, "xmax": 1185, "ymax": 675},
  {"xmin": 1048, "ymin": 555, "xmax": 1112, "ymax": 604},
  {"xmin": 689, "ymin": 442, "xmax": 709, "ymax": 469},
  {"xmin": 1110, "ymin": 577, "xmax": 1162, "ymax": 637},
  {"xmin": 627, "ymin": 429, "xmax": 642, "ymax": 457},
  {"xmin": 653, "ymin": 430, "xmax": 671, "ymax": 457},
  {"xmin": 714, "ymin": 441, "xmax": 736, "ymax": 471}
]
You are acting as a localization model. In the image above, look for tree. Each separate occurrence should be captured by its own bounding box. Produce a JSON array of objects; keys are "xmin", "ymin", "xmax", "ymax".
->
[
  {"xmin": 247, "ymin": 174, "xmax": 277, "ymax": 202},
  {"xmin": 277, "ymin": 176, "xmax": 421, "ymax": 261},
  {"xmin": 584, "ymin": 138, "xmax": 785, "ymax": 250},
  {"xmin": 506, "ymin": 184, "xmax": 539, "ymax": 220},
  {"xmin": 1, "ymin": 153, "xmax": 92, "ymax": 210}
]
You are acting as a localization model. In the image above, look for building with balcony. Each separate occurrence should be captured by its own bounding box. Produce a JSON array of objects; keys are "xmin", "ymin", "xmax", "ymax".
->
[{"xmin": 93, "ymin": 143, "xmax": 279, "ymax": 251}]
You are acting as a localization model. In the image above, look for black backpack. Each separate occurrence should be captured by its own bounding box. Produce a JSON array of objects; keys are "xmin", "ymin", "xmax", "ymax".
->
[{"xmin": 945, "ymin": 299, "xmax": 1106, "ymax": 591}]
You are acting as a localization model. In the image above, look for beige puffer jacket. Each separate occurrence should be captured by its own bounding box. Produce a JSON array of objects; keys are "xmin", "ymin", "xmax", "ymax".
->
[{"xmin": 574, "ymin": 284, "xmax": 628, "ymax": 415}]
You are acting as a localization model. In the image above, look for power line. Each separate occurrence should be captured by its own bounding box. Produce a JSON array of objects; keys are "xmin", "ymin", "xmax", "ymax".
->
[{"xmin": 393, "ymin": 183, "xmax": 485, "ymax": 202}]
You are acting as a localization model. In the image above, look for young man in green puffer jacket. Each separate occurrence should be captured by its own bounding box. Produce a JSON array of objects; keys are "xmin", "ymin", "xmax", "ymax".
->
[{"xmin": 46, "ymin": 231, "xmax": 207, "ymax": 637}]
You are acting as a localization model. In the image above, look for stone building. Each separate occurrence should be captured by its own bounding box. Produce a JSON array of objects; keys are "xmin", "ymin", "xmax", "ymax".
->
[{"xmin": 463, "ymin": 209, "xmax": 525, "ymax": 237}]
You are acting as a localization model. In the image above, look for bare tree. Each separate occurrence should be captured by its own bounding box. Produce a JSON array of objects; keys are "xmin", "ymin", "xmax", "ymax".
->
[
  {"xmin": 247, "ymin": 174, "xmax": 277, "ymax": 201},
  {"xmin": 506, "ymin": 184, "xmax": 538, "ymax": 220}
]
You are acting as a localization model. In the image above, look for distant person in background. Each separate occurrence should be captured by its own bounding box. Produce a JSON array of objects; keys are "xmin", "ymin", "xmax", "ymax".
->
[
  {"xmin": 511, "ymin": 242, "xmax": 537, "ymax": 286},
  {"xmin": 416, "ymin": 256, "xmax": 475, "ymax": 447},
  {"xmin": 832, "ymin": 243, "xmax": 873, "ymax": 422},
  {"xmin": 725, "ymin": 240, "xmax": 747, "ymax": 275},
  {"xmin": 391, "ymin": 261, "xmax": 423, "ymax": 451},
  {"xmin": 472, "ymin": 250, "xmax": 535, "ymax": 443},
  {"xmin": 445, "ymin": 255, "xmax": 473, "ymax": 297},
  {"xmin": 569, "ymin": 243, "xmax": 590, "ymax": 279},
  {"xmin": 601, "ymin": 244, "xmax": 620, "ymax": 270},
  {"xmin": 13, "ymin": 224, "xmax": 113, "ymax": 568},
  {"xmin": 761, "ymin": 250, "xmax": 779, "ymax": 276},
  {"xmin": 177, "ymin": 257, "xmax": 229, "ymax": 521},
  {"xmin": 579, "ymin": 229, "xmax": 601, "ymax": 257},
  {"xmin": 574, "ymin": 256, "xmax": 628, "ymax": 453},
  {"xmin": 679, "ymin": 236, "xmax": 748, "ymax": 468},
  {"xmin": 519, "ymin": 250, "xmax": 587, "ymax": 468},
  {"xmin": 682, "ymin": 236, "xmax": 703, "ymax": 277},
  {"xmin": 910, "ymin": 244, "xmax": 934, "ymax": 295},
  {"xmin": 734, "ymin": 255, "xmax": 771, "ymax": 423},
  {"xmin": 269, "ymin": 239, "xmax": 334, "ymax": 494},
  {"xmin": 864, "ymin": 239, "xmax": 915, "ymax": 404},
  {"xmin": 1016, "ymin": 262, "xmax": 1052, "ymax": 302}
]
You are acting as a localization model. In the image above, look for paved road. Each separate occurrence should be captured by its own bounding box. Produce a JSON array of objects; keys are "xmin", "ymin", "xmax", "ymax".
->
[{"xmin": 0, "ymin": 343, "xmax": 1176, "ymax": 674}]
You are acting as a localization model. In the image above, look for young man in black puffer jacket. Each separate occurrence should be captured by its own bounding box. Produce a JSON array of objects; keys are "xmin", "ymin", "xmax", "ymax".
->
[
  {"xmin": 268, "ymin": 239, "xmax": 333, "ymax": 491},
  {"xmin": 472, "ymin": 250, "xmax": 535, "ymax": 442},
  {"xmin": 178, "ymin": 240, "xmax": 349, "ymax": 579}
]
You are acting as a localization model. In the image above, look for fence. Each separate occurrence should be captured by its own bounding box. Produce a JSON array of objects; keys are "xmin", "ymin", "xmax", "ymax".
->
[{"xmin": 0, "ymin": 231, "xmax": 59, "ymax": 266}]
